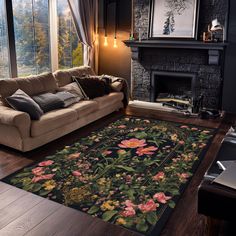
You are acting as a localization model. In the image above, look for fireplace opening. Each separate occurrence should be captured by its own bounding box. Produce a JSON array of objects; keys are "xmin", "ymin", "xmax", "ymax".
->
[{"xmin": 150, "ymin": 71, "xmax": 200, "ymax": 113}]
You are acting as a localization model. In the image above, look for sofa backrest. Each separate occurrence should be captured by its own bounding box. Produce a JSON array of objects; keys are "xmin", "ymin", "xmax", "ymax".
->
[
  {"xmin": 53, "ymin": 66, "xmax": 95, "ymax": 87},
  {"xmin": 0, "ymin": 73, "xmax": 58, "ymax": 105}
]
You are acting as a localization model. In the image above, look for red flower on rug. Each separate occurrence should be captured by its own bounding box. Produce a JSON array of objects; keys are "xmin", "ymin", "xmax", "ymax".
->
[
  {"xmin": 32, "ymin": 174, "xmax": 55, "ymax": 183},
  {"xmin": 138, "ymin": 199, "xmax": 159, "ymax": 213},
  {"xmin": 152, "ymin": 172, "xmax": 165, "ymax": 181},
  {"xmin": 153, "ymin": 192, "xmax": 171, "ymax": 204},
  {"xmin": 38, "ymin": 160, "xmax": 54, "ymax": 167},
  {"xmin": 118, "ymin": 138, "xmax": 147, "ymax": 149},
  {"xmin": 136, "ymin": 146, "xmax": 158, "ymax": 156},
  {"xmin": 120, "ymin": 206, "xmax": 136, "ymax": 217},
  {"xmin": 32, "ymin": 167, "xmax": 44, "ymax": 176}
]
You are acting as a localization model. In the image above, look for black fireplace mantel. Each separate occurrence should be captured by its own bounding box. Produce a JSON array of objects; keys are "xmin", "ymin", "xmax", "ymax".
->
[{"xmin": 123, "ymin": 40, "xmax": 227, "ymax": 65}]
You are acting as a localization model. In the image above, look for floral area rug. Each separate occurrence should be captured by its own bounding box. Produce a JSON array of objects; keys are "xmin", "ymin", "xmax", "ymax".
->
[{"xmin": 4, "ymin": 117, "xmax": 215, "ymax": 235}]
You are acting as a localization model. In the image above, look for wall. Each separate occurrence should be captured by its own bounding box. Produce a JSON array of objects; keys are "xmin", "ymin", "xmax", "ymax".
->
[
  {"xmin": 98, "ymin": 0, "xmax": 131, "ymax": 82},
  {"xmin": 222, "ymin": 0, "xmax": 236, "ymax": 113}
]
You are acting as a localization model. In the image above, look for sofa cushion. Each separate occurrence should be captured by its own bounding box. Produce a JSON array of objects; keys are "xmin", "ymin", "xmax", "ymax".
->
[
  {"xmin": 31, "ymin": 108, "xmax": 77, "ymax": 137},
  {"xmin": 69, "ymin": 100, "xmax": 98, "ymax": 118},
  {"xmin": 53, "ymin": 66, "xmax": 95, "ymax": 87},
  {"xmin": 93, "ymin": 92, "xmax": 124, "ymax": 110},
  {"xmin": 32, "ymin": 93, "xmax": 64, "ymax": 113},
  {"xmin": 6, "ymin": 89, "xmax": 44, "ymax": 120},
  {"xmin": 0, "ymin": 73, "xmax": 58, "ymax": 105}
]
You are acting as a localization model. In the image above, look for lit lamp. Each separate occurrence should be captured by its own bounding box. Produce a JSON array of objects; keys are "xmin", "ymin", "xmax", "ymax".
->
[
  {"xmin": 104, "ymin": 35, "xmax": 108, "ymax": 46},
  {"xmin": 113, "ymin": 36, "xmax": 118, "ymax": 48}
]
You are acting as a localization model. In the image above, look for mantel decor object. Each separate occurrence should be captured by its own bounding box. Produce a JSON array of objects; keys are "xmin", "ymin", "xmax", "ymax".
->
[{"xmin": 149, "ymin": 0, "xmax": 200, "ymax": 39}]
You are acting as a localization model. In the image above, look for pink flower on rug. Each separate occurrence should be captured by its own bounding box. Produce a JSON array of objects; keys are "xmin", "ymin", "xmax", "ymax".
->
[
  {"xmin": 153, "ymin": 192, "xmax": 171, "ymax": 204},
  {"xmin": 102, "ymin": 150, "xmax": 112, "ymax": 156},
  {"xmin": 191, "ymin": 127, "xmax": 198, "ymax": 131},
  {"xmin": 123, "ymin": 200, "xmax": 136, "ymax": 208},
  {"xmin": 38, "ymin": 160, "xmax": 54, "ymax": 167},
  {"xmin": 120, "ymin": 206, "xmax": 136, "ymax": 217},
  {"xmin": 118, "ymin": 125, "xmax": 126, "ymax": 129},
  {"xmin": 32, "ymin": 167, "xmax": 44, "ymax": 176},
  {"xmin": 72, "ymin": 170, "xmax": 82, "ymax": 177},
  {"xmin": 152, "ymin": 171, "xmax": 165, "ymax": 181},
  {"xmin": 180, "ymin": 125, "xmax": 189, "ymax": 129},
  {"xmin": 178, "ymin": 140, "xmax": 185, "ymax": 145},
  {"xmin": 118, "ymin": 138, "xmax": 147, "ymax": 149},
  {"xmin": 67, "ymin": 152, "xmax": 81, "ymax": 160},
  {"xmin": 138, "ymin": 199, "xmax": 158, "ymax": 213},
  {"xmin": 32, "ymin": 174, "xmax": 55, "ymax": 183},
  {"xmin": 136, "ymin": 146, "xmax": 158, "ymax": 156},
  {"xmin": 202, "ymin": 130, "xmax": 210, "ymax": 134},
  {"xmin": 178, "ymin": 173, "xmax": 190, "ymax": 182}
]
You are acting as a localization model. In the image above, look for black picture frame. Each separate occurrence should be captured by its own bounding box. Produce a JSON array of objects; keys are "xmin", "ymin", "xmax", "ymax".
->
[{"xmin": 148, "ymin": 0, "xmax": 200, "ymax": 40}]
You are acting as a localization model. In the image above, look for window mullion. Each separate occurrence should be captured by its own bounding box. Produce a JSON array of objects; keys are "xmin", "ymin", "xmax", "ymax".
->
[
  {"xmin": 49, "ymin": 0, "xmax": 59, "ymax": 72},
  {"xmin": 5, "ymin": 0, "xmax": 17, "ymax": 77}
]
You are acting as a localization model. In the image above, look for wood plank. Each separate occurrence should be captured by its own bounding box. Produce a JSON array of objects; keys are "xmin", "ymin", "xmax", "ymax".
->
[
  {"xmin": 0, "ymin": 187, "xmax": 27, "ymax": 210},
  {"xmin": 0, "ymin": 198, "xmax": 60, "ymax": 236},
  {"xmin": 0, "ymin": 182, "xmax": 11, "ymax": 194},
  {"xmin": 24, "ymin": 206, "xmax": 78, "ymax": 236},
  {"xmin": 0, "ymin": 192, "xmax": 43, "ymax": 229}
]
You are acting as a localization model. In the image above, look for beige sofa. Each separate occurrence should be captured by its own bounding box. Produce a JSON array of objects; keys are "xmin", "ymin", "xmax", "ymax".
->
[{"xmin": 0, "ymin": 66, "xmax": 124, "ymax": 152}]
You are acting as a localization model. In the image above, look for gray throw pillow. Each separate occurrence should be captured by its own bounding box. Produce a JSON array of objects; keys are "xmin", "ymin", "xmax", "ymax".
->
[
  {"xmin": 33, "ymin": 93, "xmax": 64, "ymax": 113},
  {"xmin": 55, "ymin": 91, "xmax": 81, "ymax": 107},
  {"xmin": 6, "ymin": 89, "xmax": 44, "ymax": 120},
  {"xmin": 58, "ymin": 82, "xmax": 85, "ymax": 99}
]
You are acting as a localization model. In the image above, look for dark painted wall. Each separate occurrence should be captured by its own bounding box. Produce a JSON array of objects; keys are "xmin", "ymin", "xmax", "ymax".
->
[
  {"xmin": 98, "ymin": 0, "xmax": 131, "ymax": 82},
  {"xmin": 222, "ymin": 0, "xmax": 236, "ymax": 113}
]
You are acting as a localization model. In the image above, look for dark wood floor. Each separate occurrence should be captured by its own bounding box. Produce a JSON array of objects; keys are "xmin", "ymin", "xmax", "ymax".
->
[{"xmin": 0, "ymin": 107, "xmax": 234, "ymax": 236}]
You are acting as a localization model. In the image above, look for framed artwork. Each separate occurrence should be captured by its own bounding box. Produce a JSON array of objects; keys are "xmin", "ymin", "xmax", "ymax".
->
[{"xmin": 149, "ymin": 0, "xmax": 200, "ymax": 39}]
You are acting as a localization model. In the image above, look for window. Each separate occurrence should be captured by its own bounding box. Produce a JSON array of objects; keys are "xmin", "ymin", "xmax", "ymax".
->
[
  {"xmin": 12, "ymin": 0, "xmax": 51, "ymax": 76},
  {"xmin": 0, "ymin": 0, "xmax": 83, "ymax": 78},
  {"xmin": 57, "ymin": 0, "xmax": 83, "ymax": 69},
  {"xmin": 0, "ymin": 0, "xmax": 10, "ymax": 78}
]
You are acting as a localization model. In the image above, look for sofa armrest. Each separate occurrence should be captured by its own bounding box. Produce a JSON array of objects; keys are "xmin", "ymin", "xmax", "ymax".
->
[{"xmin": 0, "ymin": 106, "xmax": 31, "ymax": 138}]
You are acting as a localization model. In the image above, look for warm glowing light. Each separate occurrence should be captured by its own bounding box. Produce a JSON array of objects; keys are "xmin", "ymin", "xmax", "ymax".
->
[
  {"xmin": 95, "ymin": 34, "xmax": 99, "ymax": 46},
  {"xmin": 113, "ymin": 37, "xmax": 118, "ymax": 48},
  {"xmin": 104, "ymin": 36, "xmax": 108, "ymax": 46}
]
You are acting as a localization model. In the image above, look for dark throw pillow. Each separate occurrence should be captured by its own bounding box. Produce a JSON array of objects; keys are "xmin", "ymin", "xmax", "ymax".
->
[
  {"xmin": 72, "ymin": 76, "xmax": 110, "ymax": 99},
  {"xmin": 6, "ymin": 89, "xmax": 44, "ymax": 120},
  {"xmin": 33, "ymin": 93, "xmax": 64, "ymax": 113},
  {"xmin": 55, "ymin": 91, "xmax": 81, "ymax": 108}
]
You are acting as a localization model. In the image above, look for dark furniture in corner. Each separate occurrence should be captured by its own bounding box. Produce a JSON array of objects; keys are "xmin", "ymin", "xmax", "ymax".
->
[{"xmin": 198, "ymin": 133, "xmax": 236, "ymax": 234}]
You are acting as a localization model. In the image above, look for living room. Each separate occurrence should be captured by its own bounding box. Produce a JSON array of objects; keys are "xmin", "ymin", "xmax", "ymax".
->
[{"xmin": 0, "ymin": 0, "xmax": 235, "ymax": 235}]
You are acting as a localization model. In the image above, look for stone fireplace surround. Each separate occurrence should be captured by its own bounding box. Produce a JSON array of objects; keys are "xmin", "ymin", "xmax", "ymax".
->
[{"xmin": 126, "ymin": 0, "xmax": 228, "ymax": 109}]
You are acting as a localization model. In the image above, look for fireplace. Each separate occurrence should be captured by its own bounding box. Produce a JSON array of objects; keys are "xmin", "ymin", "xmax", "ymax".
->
[{"xmin": 150, "ymin": 71, "xmax": 199, "ymax": 112}]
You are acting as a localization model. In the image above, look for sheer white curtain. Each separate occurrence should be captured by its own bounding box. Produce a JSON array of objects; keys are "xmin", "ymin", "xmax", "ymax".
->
[{"xmin": 68, "ymin": 0, "xmax": 96, "ymax": 69}]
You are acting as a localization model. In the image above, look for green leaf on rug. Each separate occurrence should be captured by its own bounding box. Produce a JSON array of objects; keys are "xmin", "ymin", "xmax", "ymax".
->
[
  {"xmin": 136, "ymin": 219, "xmax": 148, "ymax": 232},
  {"xmin": 128, "ymin": 132, "xmax": 147, "ymax": 139},
  {"xmin": 88, "ymin": 205, "xmax": 100, "ymax": 214},
  {"xmin": 32, "ymin": 184, "xmax": 42, "ymax": 192},
  {"xmin": 39, "ymin": 189, "xmax": 51, "ymax": 196},
  {"xmin": 15, "ymin": 172, "xmax": 32, "ymax": 178},
  {"xmin": 102, "ymin": 210, "xmax": 118, "ymax": 221},
  {"xmin": 168, "ymin": 200, "xmax": 176, "ymax": 208},
  {"xmin": 116, "ymin": 165, "xmax": 135, "ymax": 172},
  {"xmin": 146, "ymin": 211, "xmax": 158, "ymax": 225}
]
